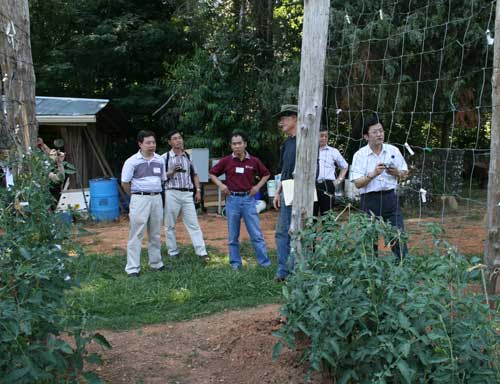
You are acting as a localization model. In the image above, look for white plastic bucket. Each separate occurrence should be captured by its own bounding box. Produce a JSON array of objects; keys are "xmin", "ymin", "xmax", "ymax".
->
[
  {"xmin": 255, "ymin": 200, "xmax": 266, "ymax": 214},
  {"xmin": 267, "ymin": 180, "xmax": 276, "ymax": 197}
]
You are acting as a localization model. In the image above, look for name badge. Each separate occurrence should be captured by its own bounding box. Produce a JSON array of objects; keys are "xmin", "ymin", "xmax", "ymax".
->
[
  {"xmin": 235, "ymin": 167, "xmax": 244, "ymax": 174},
  {"xmin": 153, "ymin": 167, "xmax": 161, "ymax": 174}
]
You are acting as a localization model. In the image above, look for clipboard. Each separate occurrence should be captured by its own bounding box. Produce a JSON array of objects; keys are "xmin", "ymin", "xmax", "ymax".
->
[{"xmin": 282, "ymin": 179, "xmax": 318, "ymax": 206}]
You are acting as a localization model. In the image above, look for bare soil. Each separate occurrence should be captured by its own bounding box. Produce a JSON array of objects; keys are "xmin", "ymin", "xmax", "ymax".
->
[
  {"xmin": 79, "ymin": 209, "xmax": 486, "ymax": 383},
  {"xmin": 78, "ymin": 210, "xmax": 485, "ymax": 257},
  {"xmin": 88, "ymin": 304, "xmax": 325, "ymax": 384}
]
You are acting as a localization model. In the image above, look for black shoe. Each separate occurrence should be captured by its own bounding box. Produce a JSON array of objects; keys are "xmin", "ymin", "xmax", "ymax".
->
[
  {"xmin": 199, "ymin": 255, "xmax": 209, "ymax": 264},
  {"xmin": 128, "ymin": 272, "xmax": 140, "ymax": 278},
  {"xmin": 153, "ymin": 265, "xmax": 171, "ymax": 272},
  {"xmin": 274, "ymin": 276, "xmax": 286, "ymax": 283}
]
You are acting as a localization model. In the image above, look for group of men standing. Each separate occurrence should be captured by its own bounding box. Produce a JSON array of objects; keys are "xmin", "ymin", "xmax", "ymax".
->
[
  {"xmin": 121, "ymin": 130, "xmax": 207, "ymax": 278},
  {"xmin": 121, "ymin": 104, "xmax": 409, "ymax": 282}
]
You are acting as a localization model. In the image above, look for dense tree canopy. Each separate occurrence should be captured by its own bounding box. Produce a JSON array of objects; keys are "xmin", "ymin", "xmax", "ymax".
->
[{"xmin": 29, "ymin": 0, "xmax": 492, "ymax": 169}]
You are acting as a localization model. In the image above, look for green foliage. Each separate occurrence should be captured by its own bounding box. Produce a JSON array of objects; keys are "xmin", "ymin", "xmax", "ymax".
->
[
  {"xmin": 29, "ymin": 0, "xmax": 199, "ymax": 129},
  {"xmin": 0, "ymin": 152, "xmax": 108, "ymax": 383},
  {"xmin": 274, "ymin": 213, "xmax": 500, "ymax": 383},
  {"xmin": 160, "ymin": 1, "xmax": 303, "ymax": 171}
]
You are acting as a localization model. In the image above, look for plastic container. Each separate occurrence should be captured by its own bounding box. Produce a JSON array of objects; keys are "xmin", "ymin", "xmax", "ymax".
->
[
  {"xmin": 266, "ymin": 180, "xmax": 276, "ymax": 198},
  {"xmin": 89, "ymin": 178, "xmax": 120, "ymax": 221},
  {"xmin": 255, "ymin": 200, "xmax": 266, "ymax": 214}
]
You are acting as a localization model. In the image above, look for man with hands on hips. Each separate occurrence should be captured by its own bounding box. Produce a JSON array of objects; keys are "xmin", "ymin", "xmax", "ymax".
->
[{"xmin": 209, "ymin": 131, "xmax": 271, "ymax": 271}]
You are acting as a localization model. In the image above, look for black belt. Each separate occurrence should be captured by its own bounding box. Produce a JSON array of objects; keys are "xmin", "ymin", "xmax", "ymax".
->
[
  {"xmin": 132, "ymin": 192, "xmax": 160, "ymax": 195},
  {"xmin": 230, "ymin": 191, "xmax": 249, "ymax": 197},
  {"xmin": 361, "ymin": 189, "xmax": 395, "ymax": 197},
  {"xmin": 316, "ymin": 179, "xmax": 335, "ymax": 184},
  {"xmin": 169, "ymin": 188, "xmax": 194, "ymax": 192}
]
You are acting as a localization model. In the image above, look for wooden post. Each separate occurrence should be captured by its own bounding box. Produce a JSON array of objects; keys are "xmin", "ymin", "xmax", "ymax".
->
[
  {"xmin": 485, "ymin": 0, "xmax": 500, "ymax": 295},
  {"xmin": 290, "ymin": 0, "xmax": 330, "ymax": 261},
  {"xmin": 0, "ymin": 0, "xmax": 37, "ymax": 152}
]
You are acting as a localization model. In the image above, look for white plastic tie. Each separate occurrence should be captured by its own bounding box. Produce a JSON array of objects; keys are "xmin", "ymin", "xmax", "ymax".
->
[
  {"xmin": 404, "ymin": 142, "xmax": 415, "ymax": 156},
  {"xmin": 486, "ymin": 29, "xmax": 494, "ymax": 46},
  {"xmin": 419, "ymin": 188, "xmax": 427, "ymax": 203}
]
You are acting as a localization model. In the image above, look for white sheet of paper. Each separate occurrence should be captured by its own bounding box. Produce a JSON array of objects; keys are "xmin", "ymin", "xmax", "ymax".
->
[{"xmin": 281, "ymin": 179, "xmax": 317, "ymax": 206}]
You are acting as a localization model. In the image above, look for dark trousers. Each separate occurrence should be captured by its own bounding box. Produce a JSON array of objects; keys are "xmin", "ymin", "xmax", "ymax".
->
[
  {"xmin": 360, "ymin": 189, "xmax": 408, "ymax": 261},
  {"xmin": 314, "ymin": 180, "xmax": 336, "ymax": 217}
]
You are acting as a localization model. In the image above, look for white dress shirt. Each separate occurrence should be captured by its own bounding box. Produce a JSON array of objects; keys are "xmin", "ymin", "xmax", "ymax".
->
[
  {"xmin": 317, "ymin": 145, "xmax": 349, "ymax": 181},
  {"xmin": 349, "ymin": 143, "xmax": 408, "ymax": 194}
]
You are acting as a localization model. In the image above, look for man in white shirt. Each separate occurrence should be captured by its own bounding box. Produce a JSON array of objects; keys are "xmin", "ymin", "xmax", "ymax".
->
[
  {"xmin": 121, "ymin": 130, "xmax": 167, "ymax": 277},
  {"xmin": 349, "ymin": 114, "xmax": 408, "ymax": 261},
  {"xmin": 315, "ymin": 127, "xmax": 349, "ymax": 216}
]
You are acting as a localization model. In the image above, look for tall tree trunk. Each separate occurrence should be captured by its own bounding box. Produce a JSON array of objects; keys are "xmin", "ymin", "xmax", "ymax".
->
[{"xmin": 0, "ymin": 0, "xmax": 37, "ymax": 152}]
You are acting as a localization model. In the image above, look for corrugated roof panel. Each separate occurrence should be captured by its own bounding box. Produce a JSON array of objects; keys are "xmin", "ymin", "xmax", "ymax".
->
[{"xmin": 36, "ymin": 96, "xmax": 109, "ymax": 116}]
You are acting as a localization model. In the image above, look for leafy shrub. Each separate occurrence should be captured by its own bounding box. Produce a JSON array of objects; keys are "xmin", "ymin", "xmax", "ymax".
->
[
  {"xmin": 0, "ymin": 151, "xmax": 108, "ymax": 383},
  {"xmin": 273, "ymin": 213, "xmax": 499, "ymax": 383}
]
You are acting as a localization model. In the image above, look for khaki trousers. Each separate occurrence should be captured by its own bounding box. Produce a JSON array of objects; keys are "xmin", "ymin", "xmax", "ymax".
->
[{"xmin": 125, "ymin": 194, "xmax": 164, "ymax": 274}]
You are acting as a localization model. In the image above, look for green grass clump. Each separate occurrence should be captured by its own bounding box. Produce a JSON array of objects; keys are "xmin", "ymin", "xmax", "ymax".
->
[{"xmin": 67, "ymin": 243, "xmax": 282, "ymax": 330}]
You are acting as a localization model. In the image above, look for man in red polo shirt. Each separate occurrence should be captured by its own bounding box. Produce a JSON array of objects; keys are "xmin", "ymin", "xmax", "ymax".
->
[{"xmin": 209, "ymin": 131, "xmax": 272, "ymax": 270}]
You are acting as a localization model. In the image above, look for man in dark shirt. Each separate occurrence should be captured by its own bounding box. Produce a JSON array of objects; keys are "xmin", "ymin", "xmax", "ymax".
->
[
  {"xmin": 209, "ymin": 131, "xmax": 271, "ymax": 270},
  {"xmin": 273, "ymin": 104, "xmax": 298, "ymax": 281}
]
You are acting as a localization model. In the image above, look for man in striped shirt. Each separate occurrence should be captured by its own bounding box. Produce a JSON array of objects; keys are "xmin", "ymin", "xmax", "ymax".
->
[
  {"xmin": 162, "ymin": 130, "xmax": 208, "ymax": 260},
  {"xmin": 121, "ymin": 130, "xmax": 167, "ymax": 277}
]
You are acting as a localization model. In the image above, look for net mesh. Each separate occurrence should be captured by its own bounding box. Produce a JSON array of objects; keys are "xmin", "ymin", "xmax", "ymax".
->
[{"xmin": 324, "ymin": 0, "xmax": 495, "ymax": 257}]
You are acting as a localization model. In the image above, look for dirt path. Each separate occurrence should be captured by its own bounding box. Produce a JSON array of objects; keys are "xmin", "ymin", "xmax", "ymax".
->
[
  {"xmin": 89, "ymin": 304, "xmax": 324, "ymax": 384},
  {"xmin": 78, "ymin": 210, "xmax": 485, "ymax": 257}
]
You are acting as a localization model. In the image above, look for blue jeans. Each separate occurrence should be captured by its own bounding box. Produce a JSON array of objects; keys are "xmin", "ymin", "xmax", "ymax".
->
[
  {"xmin": 226, "ymin": 195, "xmax": 270, "ymax": 268},
  {"xmin": 275, "ymin": 195, "xmax": 293, "ymax": 278}
]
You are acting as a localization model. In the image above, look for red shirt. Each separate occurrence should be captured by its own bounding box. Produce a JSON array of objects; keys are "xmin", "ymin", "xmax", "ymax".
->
[{"xmin": 210, "ymin": 153, "xmax": 270, "ymax": 192}]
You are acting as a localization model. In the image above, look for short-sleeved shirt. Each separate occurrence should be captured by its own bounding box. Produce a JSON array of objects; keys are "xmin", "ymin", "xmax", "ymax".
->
[
  {"xmin": 318, "ymin": 145, "xmax": 349, "ymax": 181},
  {"xmin": 349, "ymin": 143, "xmax": 408, "ymax": 194},
  {"xmin": 162, "ymin": 150, "xmax": 198, "ymax": 190},
  {"xmin": 210, "ymin": 152, "xmax": 270, "ymax": 192},
  {"xmin": 279, "ymin": 136, "xmax": 296, "ymax": 181},
  {"xmin": 121, "ymin": 151, "xmax": 166, "ymax": 193}
]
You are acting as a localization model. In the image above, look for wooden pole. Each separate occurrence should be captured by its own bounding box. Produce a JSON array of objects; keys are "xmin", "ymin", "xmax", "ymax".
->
[
  {"xmin": 0, "ymin": 0, "xmax": 37, "ymax": 152},
  {"xmin": 485, "ymin": 0, "xmax": 500, "ymax": 295},
  {"xmin": 290, "ymin": 0, "xmax": 330, "ymax": 261}
]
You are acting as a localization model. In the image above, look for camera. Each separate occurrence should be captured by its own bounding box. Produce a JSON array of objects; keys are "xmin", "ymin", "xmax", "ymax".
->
[{"xmin": 383, "ymin": 162, "xmax": 394, "ymax": 169}]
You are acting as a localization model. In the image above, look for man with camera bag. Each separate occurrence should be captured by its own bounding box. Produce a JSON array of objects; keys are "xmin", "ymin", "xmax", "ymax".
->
[
  {"xmin": 350, "ymin": 114, "xmax": 408, "ymax": 261},
  {"xmin": 162, "ymin": 130, "xmax": 208, "ymax": 261}
]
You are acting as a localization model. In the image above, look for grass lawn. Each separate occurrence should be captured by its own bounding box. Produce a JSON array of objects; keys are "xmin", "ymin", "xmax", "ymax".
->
[{"xmin": 67, "ymin": 242, "xmax": 283, "ymax": 330}]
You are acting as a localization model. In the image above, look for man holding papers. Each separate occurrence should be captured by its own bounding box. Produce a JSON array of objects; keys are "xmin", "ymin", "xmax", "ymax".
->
[{"xmin": 273, "ymin": 104, "xmax": 298, "ymax": 282}]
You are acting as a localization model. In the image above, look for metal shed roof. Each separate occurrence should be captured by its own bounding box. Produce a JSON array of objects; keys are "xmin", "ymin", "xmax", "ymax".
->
[{"xmin": 36, "ymin": 96, "xmax": 109, "ymax": 124}]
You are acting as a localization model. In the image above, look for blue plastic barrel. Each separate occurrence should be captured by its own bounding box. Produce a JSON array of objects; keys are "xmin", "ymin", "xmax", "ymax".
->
[{"xmin": 89, "ymin": 178, "xmax": 120, "ymax": 221}]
